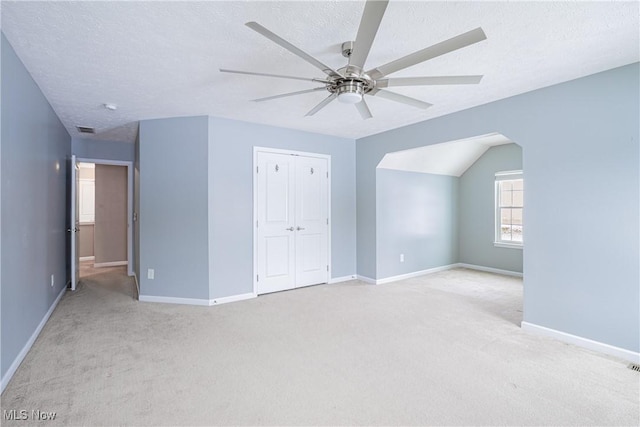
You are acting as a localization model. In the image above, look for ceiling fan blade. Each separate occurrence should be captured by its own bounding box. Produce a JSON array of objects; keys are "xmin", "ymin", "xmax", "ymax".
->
[
  {"xmin": 377, "ymin": 75, "xmax": 483, "ymax": 88},
  {"xmin": 355, "ymin": 99, "xmax": 373, "ymax": 119},
  {"xmin": 253, "ymin": 87, "xmax": 327, "ymax": 103},
  {"xmin": 371, "ymin": 89, "xmax": 433, "ymax": 109},
  {"xmin": 245, "ymin": 22, "xmax": 342, "ymax": 79},
  {"xmin": 349, "ymin": 0, "xmax": 389, "ymax": 70},
  {"xmin": 220, "ymin": 69, "xmax": 329, "ymax": 84},
  {"xmin": 367, "ymin": 27, "xmax": 487, "ymax": 79},
  {"xmin": 305, "ymin": 93, "xmax": 338, "ymax": 116}
]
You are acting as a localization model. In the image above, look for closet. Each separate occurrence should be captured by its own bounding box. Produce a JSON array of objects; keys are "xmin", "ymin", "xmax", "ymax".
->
[{"xmin": 255, "ymin": 150, "xmax": 329, "ymax": 294}]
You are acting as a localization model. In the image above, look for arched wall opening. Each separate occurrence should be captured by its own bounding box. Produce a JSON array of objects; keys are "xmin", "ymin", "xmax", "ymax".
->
[
  {"xmin": 375, "ymin": 133, "xmax": 523, "ymax": 274},
  {"xmin": 355, "ymin": 63, "xmax": 638, "ymax": 359},
  {"xmin": 373, "ymin": 132, "xmax": 524, "ymax": 322}
]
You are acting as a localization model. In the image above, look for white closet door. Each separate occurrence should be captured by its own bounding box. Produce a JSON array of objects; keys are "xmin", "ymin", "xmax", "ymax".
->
[
  {"xmin": 256, "ymin": 152, "xmax": 296, "ymax": 294},
  {"xmin": 256, "ymin": 150, "xmax": 329, "ymax": 295},
  {"xmin": 295, "ymin": 156, "xmax": 328, "ymax": 287}
]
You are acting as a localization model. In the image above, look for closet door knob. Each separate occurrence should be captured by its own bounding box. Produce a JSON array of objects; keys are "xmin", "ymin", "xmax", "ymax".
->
[
  {"xmin": 296, "ymin": 226, "xmax": 305, "ymax": 231},
  {"xmin": 286, "ymin": 227, "xmax": 294, "ymax": 231}
]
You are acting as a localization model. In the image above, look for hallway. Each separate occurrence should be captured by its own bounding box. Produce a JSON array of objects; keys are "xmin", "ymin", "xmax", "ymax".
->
[{"xmin": 79, "ymin": 261, "xmax": 137, "ymax": 301}]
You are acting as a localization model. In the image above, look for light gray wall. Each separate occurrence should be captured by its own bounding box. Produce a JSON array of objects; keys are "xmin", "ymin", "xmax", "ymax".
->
[
  {"xmin": 356, "ymin": 63, "xmax": 639, "ymax": 352},
  {"xmin": 94, "ymin": 164, "xmax": 127, "ymax": 264},
  {"xmin": 376, "ymin": 169, "xmax": 458, "ymax": 280},
  {"xmin": 1, "ymin": 34, "xmax": 71, "ymax": 381},
  {"xmin": 208, "ymin": 117, "xmax": 356, "ymax": 299},
  {"xmin": 459, "ymin": 144, "xmax": 523, "ymax": 272},
  {"xmin": 138, "ymin": 116, "xmax": 356, "ymax": 301},
  {"xmin": 356, "ymin": 144, "xmax": 377, "ymax": 279},
  {"xmin": 138, "ymin": 116, "xmax": 210, "ymax": 299},
  {"xmin": 134, "ymin": 132, "xmax": 140, "ymax": 283},
  {"xmin": 72, "ymin": 137, "xmax": 134, "ymax": 162}
]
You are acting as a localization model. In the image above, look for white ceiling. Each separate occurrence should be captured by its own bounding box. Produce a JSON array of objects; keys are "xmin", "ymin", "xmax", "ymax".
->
[
  {"xmin": 377, "ymin": 132, "xmax": 512, "ymax": 176},
  {"xmin": 2, "ymin": 1, "xmax": 638, "ymax": 143}
]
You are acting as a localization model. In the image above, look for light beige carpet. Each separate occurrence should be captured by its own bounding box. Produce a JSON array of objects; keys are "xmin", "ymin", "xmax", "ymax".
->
[{"xmin": 1, "ymin": 268, "xmax": 638, "ymax": 426}]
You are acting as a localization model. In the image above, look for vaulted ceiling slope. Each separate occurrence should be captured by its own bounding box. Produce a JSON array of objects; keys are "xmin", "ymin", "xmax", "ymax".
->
[
  {"xmin": 377, "ymin": 133, "xmax": 512, "ymax": 176},
  {"xmin": 2, "ymin": 1, "xmax": 638, "ymax": 143}
]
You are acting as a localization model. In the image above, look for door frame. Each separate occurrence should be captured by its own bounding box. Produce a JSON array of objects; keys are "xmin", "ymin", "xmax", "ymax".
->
[
  {"xmin": 70, "ymin": 155, "xmax": 80, "ymax": 290},
  {"xmin": 253, "ymin": 147, "xmax": 332, "ymax": 295},
  {"xmin": 76, "ymin": 158, "xmax": 134, "ymax": 277}
]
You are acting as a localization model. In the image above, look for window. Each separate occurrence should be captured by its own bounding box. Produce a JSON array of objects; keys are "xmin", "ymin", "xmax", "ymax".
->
[{"xmin": 495, "ymin": 171, "xmax": 523, "ymax": 248}]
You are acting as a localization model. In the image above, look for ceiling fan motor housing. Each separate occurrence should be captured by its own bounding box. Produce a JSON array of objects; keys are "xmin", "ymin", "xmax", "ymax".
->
[{"xmin": 329, "ymin": 65, "xmax": 375, "ymax": 104}]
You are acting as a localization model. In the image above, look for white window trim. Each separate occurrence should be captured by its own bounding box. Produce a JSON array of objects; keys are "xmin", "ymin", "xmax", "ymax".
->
[
  {"xmin": 495, "ymin": 170, "xmax": 523, "ymax": 248},
  {"xmin": 494, "ymin": 242, "xmax": 523, "ymax": 250},
  {"xmin": 495, "ymin": 170, "xmax": 523, "ymax": 179}
]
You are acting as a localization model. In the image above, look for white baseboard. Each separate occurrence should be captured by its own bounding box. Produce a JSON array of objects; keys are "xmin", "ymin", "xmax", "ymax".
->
[
  {"xmin": 458, "ymin": 263, "xmax": 523, "ymax": 277},
  {"xmin": 139, "ymin": 295, "xmax": 210, "ymax": 306},
  {"xmin": 357, "ymin": 263, "xmax": 521, "ymax": 285},
  {"xmin": 374, "ymin": 264, "xmax": 459, "ymax": 285},
  {"xmin": 210, "ymin": 292, "xmax": 256, "ymax": 305},
  {"xmin": 93, "ymin": 261, "xmax": 128, "ymax": 268},
  {"xmin": 1, "ymin": 285, "xmax": 67, "ymax": 393},
  {"xmin": 140, "ymin": 293, "xmax": 256, "ymax": 306},
  {"xmin": 79, "ymin": 256, "xmax": 94, "ymax": 261},
  {"xmin": 329, "ymin": 275, "xmax": 357, "ymax": 284},
  {"xmin": 521, "ymin": 321, "xmax": 640, "ymax": 363},
  {"xmin": 356, "ymin": 275, "xmax": 377, "ymax": 284}
]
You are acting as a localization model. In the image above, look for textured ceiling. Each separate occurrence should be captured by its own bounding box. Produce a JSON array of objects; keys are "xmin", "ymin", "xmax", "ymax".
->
[{"xmin": 2, "ymin": 1, "xmax": 638, "ymax": 143}]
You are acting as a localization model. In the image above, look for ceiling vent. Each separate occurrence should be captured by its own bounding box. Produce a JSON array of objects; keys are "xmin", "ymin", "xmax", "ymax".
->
[{"xmin": 76, "ymin": 126, "xmax": 95, "ymax": 134}]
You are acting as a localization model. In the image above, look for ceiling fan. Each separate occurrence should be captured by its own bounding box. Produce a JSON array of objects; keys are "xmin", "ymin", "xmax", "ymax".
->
[{"xmin": 220, "ymin": 0, "xmax": 486, "ymax": 119}]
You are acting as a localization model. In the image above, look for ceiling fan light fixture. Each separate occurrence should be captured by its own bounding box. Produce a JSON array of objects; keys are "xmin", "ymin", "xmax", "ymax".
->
[
  {"xmin": 337, "ymin": 81, "xmax": 364, "ymax": 104},
  {"xmin": 338, "ymin": 92, "xmax": 363, "ymax": 104}
]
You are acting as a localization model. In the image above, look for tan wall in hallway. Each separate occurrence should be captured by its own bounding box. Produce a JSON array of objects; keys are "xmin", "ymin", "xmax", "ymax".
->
[
  {"xmin": 78, "ymin": 164, "xmax": 94, "ymax": 180},
  {"xmin": 79, "ymin": 223, "xmax": 94, "ymax": 258},
  {"xmin": 95, "ymin": 165, "xmax": 127, "ymax": 264}
]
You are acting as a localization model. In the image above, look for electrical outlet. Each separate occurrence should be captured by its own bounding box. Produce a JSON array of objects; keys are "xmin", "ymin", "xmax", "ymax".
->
[
  {"xmin": 147, "ymin": 269, "xmax": 154, "ymax": 280},
  {"xmin": 50, "ymin": 274, "xmax": 55, "ymax": 287},
  {"xmin": 400, "ymin": 254, "xmax": 405, "ymax": 263}
]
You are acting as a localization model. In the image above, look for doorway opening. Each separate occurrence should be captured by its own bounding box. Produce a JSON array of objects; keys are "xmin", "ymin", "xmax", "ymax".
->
[
  {"xmin": 375, "ymin": 133, "xmax": 524, "ymax": 324},
  {"xmin": 73, "ymin": 158, "xmax": 136, "ymax": 297}
]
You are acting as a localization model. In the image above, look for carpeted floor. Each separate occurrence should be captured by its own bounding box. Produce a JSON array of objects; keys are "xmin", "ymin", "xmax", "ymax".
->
[{"xmin": 1, "ymin": 267, "xmax": 638, "ymax": 426}]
